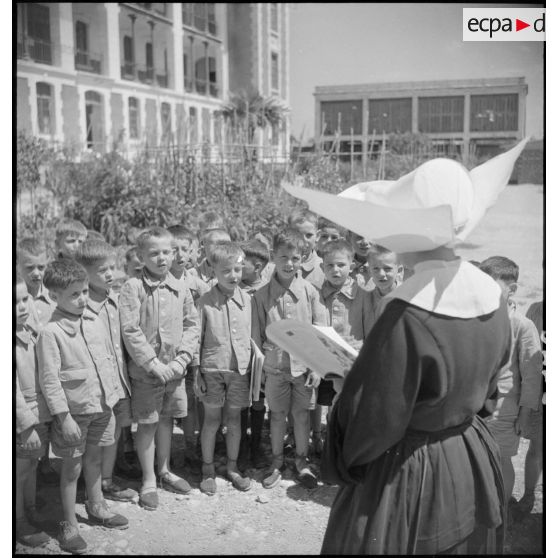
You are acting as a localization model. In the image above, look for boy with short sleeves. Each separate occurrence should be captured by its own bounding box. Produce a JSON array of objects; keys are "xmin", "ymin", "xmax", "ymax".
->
[
  {"xmin": 288, "ymin": 209, "xmax": 325, "ymax": 289},
  {"xmin": 37, "ymin": 259, "xmax": 127, "ymax": 554},
  {"xmin": 54, "ymin": 219, "xmax": 87, "ymax": 260},
  {"xmin": 119, "ymin": 227, "xmax": 200, "ymax": 511},
  {"xmin": 479, "ymin": 256, "xmax": 543, "ymax": 504},
  {"xmin": 76, "ymin": 240, "xmax": 136, "ymax": 503},
  {"xmin": 15, "ymin": 275, "xmax": 51, "ymax": 548},
  {"xmin": 363, "ymin": 243, "xmax": 405, "ymax": 335},
  {"xmin": 252, "ymin": 230, "xmax": 327, "ymax": 489},
  {"xmin": 194, "ymin": 243, "xmax": 253, "ymax": 494}
]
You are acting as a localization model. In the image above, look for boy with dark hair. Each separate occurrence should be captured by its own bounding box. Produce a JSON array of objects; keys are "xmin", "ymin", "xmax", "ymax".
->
[
  {"xmin": 348, "ymin": 231, "xmax": 373, "ymax": 290},
  {"xmin": 194, "ymin": 243, "xmax": 253, "ymax": 494},
  {"xmin": 15, "ymin": 273, "xmax": 51, "ymax": 548},
  {"xmin": 54, "ymin": 219, "xmax": 87, "ymax": 259},
  {"xmin": 37, "ymin": 259, "xmax": 127, "ymax": 554},
  {"xmin": 316, "ymin": 218, "xmax": 342, "ymax": 258},
  {"xmin": 124, "ymin": 246, "xmax": 144, "ymax": 279},
  {"xmin": 252, "ymin": 230, "xmax": 327, "ymax": 489},
  {"xmin": 76, "ymin": 240, "xmax": 136, "ymax": 503},
  {"xmin": 363, "ymin": 243, "xmax": 404, "ymax": 335},
  {"xmin": 119, "ymin": 227, "xmax": 200, "ymax": 510},
  {"xmin": 287, "ymin": 209, "xmax": 324, "ymax": 289},
  {"xmin": 479, "ymin": 256, "xmax": 543, "ymax": 505},
  {"xmin": 197, "ymin": 228, "xmax": 232, "ymax": 284},
  {"xmin": 239, "ymin": 239, "xmax": 270, "ymax": 294}
]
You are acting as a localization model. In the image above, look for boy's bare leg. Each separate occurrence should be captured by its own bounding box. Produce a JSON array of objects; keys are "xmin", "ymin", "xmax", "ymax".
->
[
  {"xmin": 155, "ymin": 417, "xmax": 174, "ymax": 476},
  {"xmin": 225, "ymin": 404, "xmax": 242, "ymax": 471},
  {"xmin": 270, "ymin": 410, "xmax": 287, "ymax": 460},
  {"xmin": 201, "ymin": 405, "xmax": 221, "ymax": 466},
  {"xmin": 522, "ymin": 436, "xmax": 543, "ymax": 507},
  {"xmin": 502, "ymin": 455, "xmax": 515, "ymax": 503},
  {"xmin": 83, "ymin": 445, "xmax": 104, "ymax": 505},
  {"xmin": 101, "ymin": 427, "xmax": 121, "ymax": 481},
  {"xmin": 136, "ymin": 422, "xmax": 158, "ymax": 490},
  {"xmin": 311, "ymin": 405, "xmax": 322, "ymax": 435},
  {"xmin": 60, "ymin": 456, "xmax": 82, "ymax": 525},
  {"xmin": 292, "ymin": 407, "xmax": 310, "ymax": 458}
]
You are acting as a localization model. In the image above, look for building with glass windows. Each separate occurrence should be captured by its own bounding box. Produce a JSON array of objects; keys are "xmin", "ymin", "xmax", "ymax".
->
[
  {"xmin": 16, "ymin": 3, "xmax": 289, "ymax": 158},
  {"xmin": 314, "ymin": 77, "xmax": 527, "ymax": 162}
]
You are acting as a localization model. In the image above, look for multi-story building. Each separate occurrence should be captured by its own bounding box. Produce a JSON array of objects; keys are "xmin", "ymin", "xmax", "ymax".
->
[
  {"xmin": 16, "ymin": 3, "xmax": 289, "ymax": 158},
  {"xmin": 314, "ymin": 77, "xmax": 527, "ymax": 162}
]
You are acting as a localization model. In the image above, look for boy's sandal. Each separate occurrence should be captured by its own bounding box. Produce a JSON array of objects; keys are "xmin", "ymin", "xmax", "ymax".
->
[
  {"xmin": 262, "ymin": 468, "xmax": 282, "ymax": 489},
  {"xmin": 297, "ymin": 466, "xmax": 318, "ymax": 490},
  {"xmin": 159, "ymin": 472, "xmax": 192, "ymax": 495},
  {"xmin": 58, "ymin": 521, "xmax": 87, "ymax": 554},
  {"xmin": 138, "ymin": 487, "xmax": 159, "ymax": 511},
  {"xmin": 227, "ymin": 471, "xmax": 252, "ymax": 492},
  {"xmin": 200, "ymin": 476, "xmax": 217, "ymax": 496},
  {"xmin": 16, "ymin": 518, "xmax": 49, "ymax": 548},
  {"xmin": 86, "ymin": 500, "xmax": 129, "ymax": 530},
  {"xmin": 102, "ymin": 480, "xmax": 137, "ymax": 502}
]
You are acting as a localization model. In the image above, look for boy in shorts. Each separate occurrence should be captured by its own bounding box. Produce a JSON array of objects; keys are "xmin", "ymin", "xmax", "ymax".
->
[
  {"xmin": 252, "ymin": 230, "xmax": 327, "ymax": 489},
  {"xmin": 76, "ymin": 240, "xmax": 136, "ymax": 502},
  {"xmin": 54, "ymin": 219, "xmax": 87, "ymax": 260},
  {"xmin": 194, "ymin": 243, "xmax": 253, "ymax": 494},
  {"xmin": 363, "ymin": 243, "xmax": 404, "ymax": 335},
  {"xmin": 37, "ymin": 259, "xmax": 127, "ymax": 554},
  {"xmin": 15, "ymin": 274, "xmax": 51, "ymax": 547},
  {"xmin": 479, "ymin": 256, "xmax": 543, "ymax": 503},
  {"xmin": 119, "ymin": 227, "xmax": 200, "ymax": 510}
]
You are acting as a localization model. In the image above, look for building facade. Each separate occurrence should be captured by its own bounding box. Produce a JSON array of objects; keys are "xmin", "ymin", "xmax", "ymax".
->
[
  {"xmin": 314, "ymin": 77, "xmax": 527, "ymax": 162},
  {"xmin": 16, "ymin": 3, "xmax": 289, "ymax": 158}
]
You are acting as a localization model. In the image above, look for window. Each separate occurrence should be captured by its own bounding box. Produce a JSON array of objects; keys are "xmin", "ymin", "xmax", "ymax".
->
[
  {"xmin": 182, "ymin": 4, "xmax": 193, "ymax": 26},
  {"xmin": 195, "ymin": 56, "xmax": 207, "ymax": 94},
  {"xmin": 123, "ymin": 36, "xmax": 134, "ymax": 76},
  {"xmin": 194, "ymin": 4, "xmax": 207, "ymax": 31},
  {"xmin": 207, "ymin": 4, "xmax": 217, "ymax": 35},
  {"xmin": 418, "ymin": 96, "xmax": 464, "ymax": 133},
  {"xmin": 36, "ymin": 82, "xmax": 54, "ymax": 135},
  {"xmin": 271, "ymin": 52, "xmax": 279, "ymax": 92},
  {"xmin": 270, "ymin": 4, "xmax": 278, "ymax": 33},
  {"xmin": 75, "ymin": 21, "xmax": 88, "ymax": 53},
  {"xmin": 128, "ymin": 97, "xmax": 140, "ymax": 139},
  {"xmin": 85, "ymin": 91, "xmax": 104, "ymax": 150},
  {"xmin": 161, "ymin": 102, "xmax": 172, "ymax": 142},
  {"xmin": 208, "ymin": 57, "xmax": 217, "ymax": 97},
  {"xmin": 27, "ymin": 3, "xmax": 52, "ymax": 64},
  {"xmin": 183, "ymin": 53, "xmax": 191, "ymax": 90},
  {"xmin": 321, "ymin": 100, "xmax": 363, "ymax": 135},
  {"xmin": 369, "ymin": 98, "xmax": 412, "ymax": 134},
  {"xmin": 145, "ymin": 43, "xmax": 153, "ymax": 70},
  {"xmin": 470, "ymin": 94, "xmax": 518, "ymax": 132}
]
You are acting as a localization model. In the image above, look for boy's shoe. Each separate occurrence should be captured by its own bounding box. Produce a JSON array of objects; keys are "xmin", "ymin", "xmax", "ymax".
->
[
  {"xmin": 37, "ymin": 459, "xmax": 59, "ymax": 486},
  {"xmin": 102, "ymin": 480, "xmax": 137, "ymax": 502},
  {"xmin": 262, "ymin": 467, "xmax": 282, "ymax": 489},
  {"xmin": 138, "ymin": 488, "xmax": 158, "ymax": 511},
  {"xmin": 295, "ymin": 456, "xmax": 318, "ymax": 489},
  {"xmin": 58, "ymin": 521, "xmax": 87, "ymax": 554},
  {"xmin": 86, "ymin": 500, "xmax": 129, "ymax": 529},
  {"xmin": 200, "ymin": 463, "xmax": 217, "ymax": 496},
  {"xmin": 227, "ymin": 470, "xmax": 252, "ymax": 492},
  {"xmin": 159, "ymin": 472, "xmax": 192, "ymax": 494},
  {"xmin": 16, "ymin": 518, "xmax": 49, "ymax": 548}
]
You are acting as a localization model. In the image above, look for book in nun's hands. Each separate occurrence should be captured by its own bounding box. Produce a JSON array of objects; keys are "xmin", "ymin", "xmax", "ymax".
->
[{"xmin": 265, "ymin": 319, "xmax": 358, "ymax": 379}]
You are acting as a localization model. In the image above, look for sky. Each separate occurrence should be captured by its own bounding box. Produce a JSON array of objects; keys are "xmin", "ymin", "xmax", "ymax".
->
[{"xmin": 288, "ymin": 3, "xmax": 544, "ymax": 142}]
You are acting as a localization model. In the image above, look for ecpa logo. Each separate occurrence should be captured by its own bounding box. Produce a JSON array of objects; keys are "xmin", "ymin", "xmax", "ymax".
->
[{"xmin": 463, "ymin": 8, "xmax": 545, "ymax": 41}]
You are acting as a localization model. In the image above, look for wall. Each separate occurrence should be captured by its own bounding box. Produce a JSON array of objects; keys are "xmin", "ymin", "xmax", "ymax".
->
[{"xmin": 17, "ymin": 77, "xmax": 32, "ymax": 133}]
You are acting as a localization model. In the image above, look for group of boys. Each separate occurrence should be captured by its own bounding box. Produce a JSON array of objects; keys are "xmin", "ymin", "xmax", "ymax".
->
[{"xmin": 16, "ymin": 210, "xmax": 544, "ymax": 553}]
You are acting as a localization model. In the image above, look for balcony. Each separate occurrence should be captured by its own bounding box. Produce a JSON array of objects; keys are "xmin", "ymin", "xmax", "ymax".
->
[
  {"xmin": 17, "ymin": 36, "xmax": 52, "ymax": 65},
  {"xmin": 121, "ymin": 62, "xmax": 136, "ymax": 80},
  {"xmin": 137, "ymin": 65, "xmax": 154, "ymax": 84},
  {"xmin": 75, "ymin": 50, "xmax": 102, "ymax": 74},
  {"xmin": 120, "ymin": 63, "xmax": 169, "ymax": 88},
  {"xmin": 156, "ymin": 73, "xmax": 169, "ymax": 88},
  {"xmin": 184, "ymin": 77, "xmax": 193, "ymax": 92}
]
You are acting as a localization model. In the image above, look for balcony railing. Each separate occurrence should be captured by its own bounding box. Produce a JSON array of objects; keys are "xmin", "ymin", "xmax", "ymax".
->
[
  {"xmin": 137, "ymin": 66, "xmax": 155, "ymax": 84},
  {"xmin": 195, "ymin": 78, "xmax": 206, "ymax": 95},
  {"xmin": 184, "ymin": 77, "xmax": 193, "ymax": 92},
  {"xmin": 17, "ymin": 36, "xmax": 53, "ymax": 64},
  {"xmin": 121, "ymin": 62, "xmax": 136, "ymax": 80},
  {"xmin": 156, "ymin": 73, "xmax": 169, "ymax": 88},
  {"xmin": 75, "ymin": 50, "xmax": 102, "ymax": 74}
]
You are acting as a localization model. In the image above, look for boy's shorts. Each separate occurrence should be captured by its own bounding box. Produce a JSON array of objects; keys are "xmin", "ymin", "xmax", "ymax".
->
[
  {"xmin": 113, "ymin": 397, "xmax": 133, "ymax": 428},
  {"xmin": 51, "ymin": 410, "xmax": 115, "ymax": 458},
  {"xmin": 201, "ymin": 371, "xmax": 250, "ymax": 409},
  {"xmin": 131, "ymin": 377, "xmax": 188, "ymax": 424},
  {"xmin": 487, "ymin": 413, "xmax": 520, "ymax": 457},
  {"xmin": 523, "ymin": 406, "xmax": 544, "ymax": 441},
  {"xmin": 265, "ymin": 371, "xmax": 313, "ymax": 414},
  {"xmin": 16, "ymin": 422, "xmax": 50, "ymax": 460}
]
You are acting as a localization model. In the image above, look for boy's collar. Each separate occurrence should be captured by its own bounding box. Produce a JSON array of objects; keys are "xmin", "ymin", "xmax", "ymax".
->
[
  {"xmin": 301, "ymin": 250, "xmax": 320, "ymax": 272},
  {"xmin": 142, "ymin": 269, "xmax": 180, "ymax": 291},
  {"xmin": 16, "ymin": 320, "xmax": 38, "ymax": 344},
  {"xmin": 52, "ymin": 307, "xmax": 82, "ymax": 335},
  {"xmin": 270, "ymin": 272, "xmax": 305, "ymax": 300},
  {"xmin": 215, "ymin": 284, "xmax": 245, "ymax": 307},
  {"xmin": 322, "ymin": 276, "xmax": 357, "ymax": 300}
]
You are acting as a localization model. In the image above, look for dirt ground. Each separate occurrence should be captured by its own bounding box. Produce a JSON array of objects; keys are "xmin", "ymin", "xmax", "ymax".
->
[{"xmin": 15, "ymin": 184, "xmax": 544, "ymax": 555}]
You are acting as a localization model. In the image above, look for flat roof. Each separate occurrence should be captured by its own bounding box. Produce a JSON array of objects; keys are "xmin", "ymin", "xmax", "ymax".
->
[{"xmin": 314, "ymin": 77, "xmax": 526, "ymax": 96}]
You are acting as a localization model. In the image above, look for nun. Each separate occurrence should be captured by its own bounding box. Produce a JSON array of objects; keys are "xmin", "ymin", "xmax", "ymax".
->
[{"xmin": 284, "ymin": 139, "xmax": 528, "ymax": 554}]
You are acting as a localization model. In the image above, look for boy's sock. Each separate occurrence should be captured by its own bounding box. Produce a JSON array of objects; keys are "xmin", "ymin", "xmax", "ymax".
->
[{"xmin": 250, "ymin": 408, "xmax": 267, "ymax": 468}]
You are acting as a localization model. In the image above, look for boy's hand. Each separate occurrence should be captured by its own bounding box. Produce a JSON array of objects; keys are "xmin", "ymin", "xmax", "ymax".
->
[
  {"xmin": 305, "ymin": 371, "xmax": 321, "ymax": 388},
  {"xmin": 59, "ymin": 414, "xmax": 82, "ymax": 443},
  {"xmin": 19, "ymin": 427, "xmax": 41, "ymax": 451},
  {"xmin": 168, "ymin": 361, "xmax": 185, "ymax": 379},
  {"xmin": 515, "ymin": 406, "xmax": 531, "ymax": 435},
  {"xmin": 148, "ymin": 358, "xmax": 174, "ymax": 383},
  {"xmin": 193, "ymin": 368, "xmax": 207, "ymax": 398}
]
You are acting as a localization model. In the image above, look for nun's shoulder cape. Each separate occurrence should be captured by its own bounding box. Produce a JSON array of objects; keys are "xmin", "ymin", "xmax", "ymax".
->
[{"xmin": 320, "ymin": 259, "xmax": 511, "ymax": 555}]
